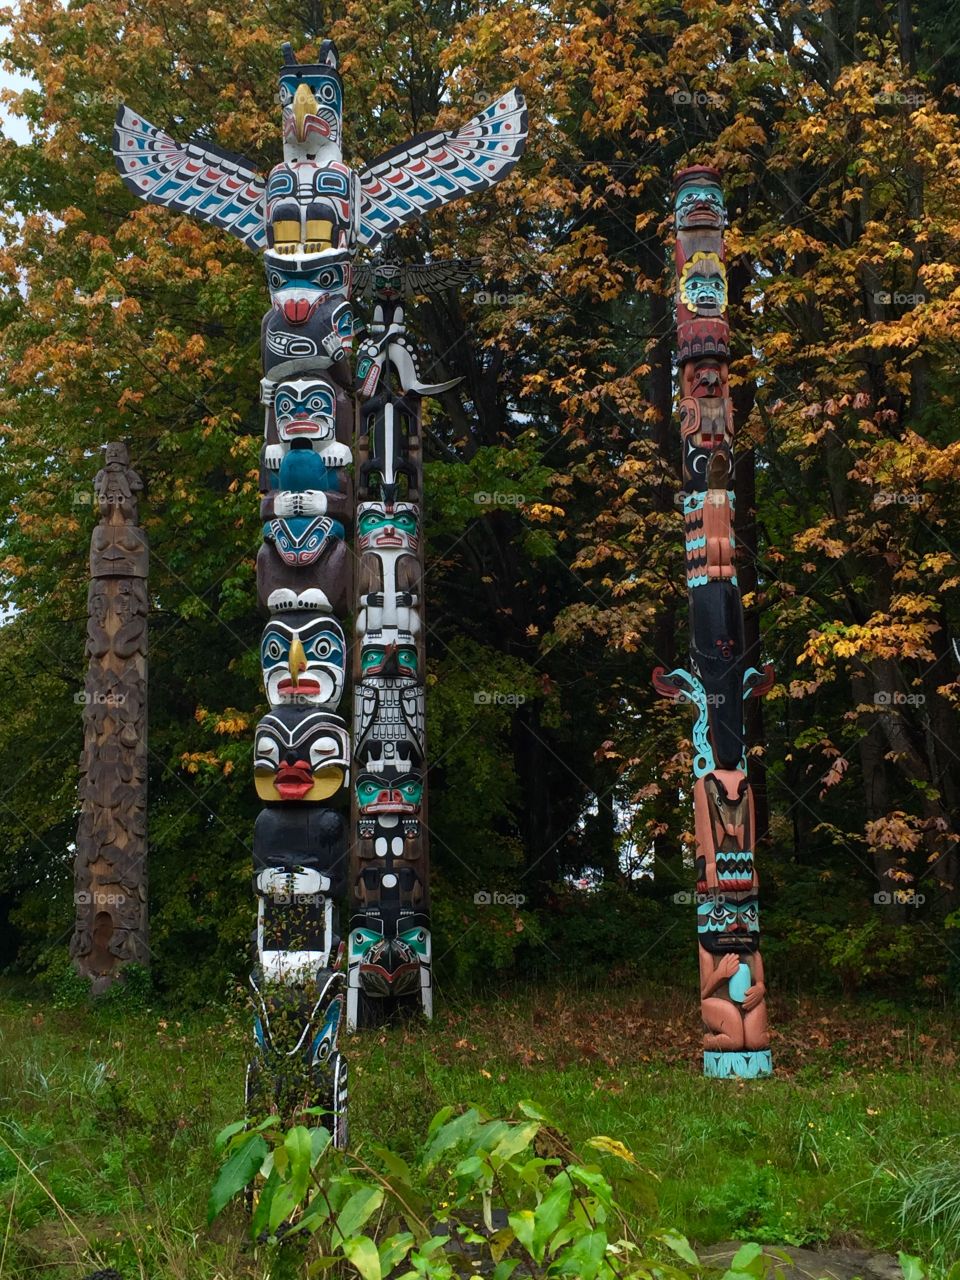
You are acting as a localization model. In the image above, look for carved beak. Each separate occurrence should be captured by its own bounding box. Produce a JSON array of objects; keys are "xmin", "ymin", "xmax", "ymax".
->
[
  {"xmin": 288, "ymin": 635, "xmax": 307, "ymax": 687},
  {"xmin": 293, "ymin": 83, "xmax": 318, "ymax": 140}
]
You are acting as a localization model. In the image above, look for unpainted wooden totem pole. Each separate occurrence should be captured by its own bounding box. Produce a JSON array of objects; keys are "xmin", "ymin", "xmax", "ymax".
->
[
  {"xmin": 653, "ymin": 167, "xmax": 774, "ymax": 1078},
  {"xmin": 348, "ymin": 255, "xmax": 474, "ymax": 1028},
  {"xmin": 113, "ymin": 42, "xmax": 526, "ymax": 1129},
  {"xmin": 71, "ymin": 442, "xmax": 149, "ymax": 992}
]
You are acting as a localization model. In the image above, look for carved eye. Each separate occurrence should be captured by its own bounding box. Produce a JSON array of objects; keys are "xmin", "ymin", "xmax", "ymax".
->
[
  {"xmin": 268, "ymin": 270, "xmax": 285, "ymax": 290},
  {"xmin": 356, "ymin": 780, "xmax": 380, "ymax": 805},
  {"xmin": 275, "ymin": 394, "xmax": 294, "ymax": 416},
  {"xmin": 263, "ymin": 637, "xmax": 284, "ymax": 661},
  {"xmin": 309, "ymin": 635, "xmax": 334, "ymax": 659},
  {"xmin": 315, "ymin": 268, "xmax": 337, "ymax": 290},
  {"xmin": 307, "ymin": 393, "xmax": 329, "ymax": 413},
  {"xmin": 310, "ymin": 735, "xmax": 339, "ymax": 766},
  {"xmin": 319, "ymin": 83, "xmax": 336, "ymax": 102},
  {"xmin": 278, "ymin": 83, "xmax": 292, "ymax": 105},
  {"xmin": 255, "ymin": 736, "xmax": 279, "ymax": 766}
]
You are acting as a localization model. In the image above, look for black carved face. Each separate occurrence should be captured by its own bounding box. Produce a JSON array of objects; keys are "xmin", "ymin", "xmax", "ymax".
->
[{"xmin": 254, "ymin": 707, "xmax": 350, "ymax": 802}]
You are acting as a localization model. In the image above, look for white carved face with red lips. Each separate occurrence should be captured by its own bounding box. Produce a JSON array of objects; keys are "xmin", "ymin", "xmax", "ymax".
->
[
  {"xmin": 254, "ymin": 707, "xmax": 350, "ymax": 801},
  {"xmin": 261, "ymin": 613, "xmax": 346, "ymax": 709}
]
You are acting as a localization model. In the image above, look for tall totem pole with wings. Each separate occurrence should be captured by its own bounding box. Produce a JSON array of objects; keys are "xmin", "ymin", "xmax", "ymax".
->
[
  {"xmin": 114, "ymin": 41, "xmax": 526, "ymax": 1133},
  {"xmin": 652, "ymin": 167, "xmax": 774, "ymax": 1079}
]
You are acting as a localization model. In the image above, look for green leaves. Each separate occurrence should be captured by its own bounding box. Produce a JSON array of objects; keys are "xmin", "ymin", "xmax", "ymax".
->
[{"xmin": 206, "ymin": 1131, "xmax": 267, "ymax": 1222}]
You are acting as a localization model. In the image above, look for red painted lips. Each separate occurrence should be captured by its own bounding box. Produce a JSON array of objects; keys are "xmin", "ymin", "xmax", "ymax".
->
[{"xmin": 274, "ymin": 761, "xmax": 313, "ymax": 800}]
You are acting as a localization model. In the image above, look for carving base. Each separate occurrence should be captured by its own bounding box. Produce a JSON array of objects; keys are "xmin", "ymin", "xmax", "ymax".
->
[{"xmin": 703, "ymin": 1049, "xmax": 773, "ymax": 1079}]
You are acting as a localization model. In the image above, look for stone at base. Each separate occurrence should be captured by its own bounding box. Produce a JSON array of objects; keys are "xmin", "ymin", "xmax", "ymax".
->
[{"xmin": 703, "ymin": 1049, "xmax": 773, "ymax": 1078}]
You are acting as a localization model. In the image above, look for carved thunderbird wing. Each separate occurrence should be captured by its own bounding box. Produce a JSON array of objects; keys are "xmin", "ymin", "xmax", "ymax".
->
[
  {"xmin": 357, "ymin": 89, "xmax": 528, "ymax": 247},
  {"xmin": 113, "ymin": 105, "xmax": 266, "ymax": 250}
]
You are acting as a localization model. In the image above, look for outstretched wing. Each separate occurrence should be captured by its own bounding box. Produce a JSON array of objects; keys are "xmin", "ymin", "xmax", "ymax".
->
[
  {"xmin": 353, "ymin": 258, "xmax": 481, "ymax": 297},
  {"xmin": 113, "ymin": 105, "xmax": 266, "ymax": 251},
  {"xmin": 357, "ymin": 89, "xmax": 528, "ymax": 247}
]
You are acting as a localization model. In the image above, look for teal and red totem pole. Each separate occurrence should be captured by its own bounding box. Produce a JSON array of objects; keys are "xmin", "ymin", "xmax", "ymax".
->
[
  {"xmin": 653, "ymin": 166, "xmax": 774, "ymax": 1079},
  {"xmin": 113, "ymin": 42, "xmax": 526, "ymax": 1125}
]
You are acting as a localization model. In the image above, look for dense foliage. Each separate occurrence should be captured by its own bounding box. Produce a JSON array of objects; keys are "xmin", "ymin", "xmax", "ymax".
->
[{"xmin": 1, "ymin": 0, "xmax": 960, "ymax": 1002}]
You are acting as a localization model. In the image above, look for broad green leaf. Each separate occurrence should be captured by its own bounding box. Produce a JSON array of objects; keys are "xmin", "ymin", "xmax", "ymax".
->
[
  {"xmin": 285, "ymin": 1125, "xmax": 313, "ymax": 1202},
  {"xmin": 556, "ymin": 1228, "xmax": 608, "ymax": 1280},
  {"xmin": 660, "ymin": 1229, "xmax": 700, "ymax": 1266},
  {"xmin": 422, "ymin": 1108, "xmax": 481, "ymax": 1170},
  {"xmin": 213, "ymin": 1119, "xmax": 247, "ymax": 1152},
  {"xmin": 379, "ymin": 1232, "xmax": 415, "ymax": 1273},
  {"xmin": 337, "ymin": 1187, "xmax": 385, "ymax": 1240},
  {"xmin": 490, "ymin": 1120, "xmax": 540, "ymax": 1164},
  {"xmin": 900, "ymin": 1254, "xmax": 925, "ymax": 1280},
  {"xmin": 730, "ymin": 1242, "xmax": 765, "ymax": 1276},
  {"xmin": 492, "ymin": 1262, "xmax": 521, "ymax": 1280},
  {"xmin": 343, "ymin": 1235, "xmax": 381, "ymax": 1280},
  {"xmin": 207, "ymin": 1133, "xmax": 268, "ymax": 1223},
  {"xmin": 509, "ymin": 1208, "xmax": 537, "ymax": 1256}
]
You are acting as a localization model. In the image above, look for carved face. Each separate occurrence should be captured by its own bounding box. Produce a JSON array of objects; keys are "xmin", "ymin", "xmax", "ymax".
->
[
  {"xmin": 697, "ymin": 892, "xmax": 759, "ymax": 954},
  {"xmin": 272, "ymin": 377, "xmax": 337, "ymax": 444},
  {"xmin": 674, "ymin": 175, "xmax": 725, "ymax": 230},
  {"xmin": 279, "ymin": 49, "xmax": 343, "ymax": 153},
  {"xmin": 355, "ymin": 767, "xmax": 424, "ymax": 817},
  {"xmin": 680, "ymin": 253, "xmax": 727, "ymax": 315},
  {"xmin": 265, "ymin": 253, "xmax": 352, "ymax": 312},
  {"xmin": 359, "ymin": 642, "xmax": 419, "ymax": 680},
  {"xmin": 254, "ymin": 707, "xmax": 350, "ymax": 801},
  {"xmin": 261, "ymin": 613, "xmax": 346, "ymax": 708},
  {"xmin": 356, "ymin": 503, "xmax": 419, "ymax": 555},
  {"xmin": 264, "ymin": 515, "xmax": 345, "ymax": 566},
  {"xmin": 266, "ymin": 162, "xmax": 353, "ymax": 255}
]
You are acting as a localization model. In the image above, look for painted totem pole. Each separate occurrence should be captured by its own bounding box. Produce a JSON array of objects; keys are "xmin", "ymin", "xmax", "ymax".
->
[
  {"xmin": 113, "ymin": 43, "xmax": 526, "ymax": 1129},
  {"xmin": 348, "ymin": 256, "xmax": 474, "ymax": 1028},
  {"xmin": 71, "ymin": 442, "xmax": 149, "ymax": 992},
  {"xmin": 652, "ymin": 167, "xmax": 774, "ymax": 1079}
]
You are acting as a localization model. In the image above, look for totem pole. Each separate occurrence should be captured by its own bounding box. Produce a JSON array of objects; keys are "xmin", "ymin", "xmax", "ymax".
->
[
  {"xmin": 71, "ymin": 442, "xmax": 149, "ymax": 993},
  {"xmin": 113, "ymin": 43, "xmax": 526, "ymax": 1128},
  {"xmin": 347, "ymin": 255, "xmax": 475, "ymax": 1028},
  {"xmin": 652, "ymin": 167, "xmax": 774, "ymax": 1079}
]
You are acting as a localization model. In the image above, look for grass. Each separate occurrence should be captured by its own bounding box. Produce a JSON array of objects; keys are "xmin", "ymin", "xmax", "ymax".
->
[{"xmin": 0, "ymin": 979, "xmax": 959, "ymax": 1277}]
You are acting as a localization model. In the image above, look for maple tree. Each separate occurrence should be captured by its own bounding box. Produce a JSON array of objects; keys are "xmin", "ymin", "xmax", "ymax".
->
[{"xmin": 0, "ymin": 0, "xmax": 959, "ymax": 1000}]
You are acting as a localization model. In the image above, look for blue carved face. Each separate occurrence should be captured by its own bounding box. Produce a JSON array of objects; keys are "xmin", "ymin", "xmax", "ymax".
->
[
  {"xmin": 264, "ymin": 253, "xmax": 351, "ymax": 301},
  {"xmin": 261, "ymin": 612, "xmax": 346, "ymax": 709},
  {"xmin": 264, "ymin": 515, "xmax": 345, "ymax": 565},
  {"xmin": 674, "ymin": 179, "xmax": 725, "ymax": 230},
  {"xmin": 273, "ymin": 377, "xmax": 337, "ymax": 444}
]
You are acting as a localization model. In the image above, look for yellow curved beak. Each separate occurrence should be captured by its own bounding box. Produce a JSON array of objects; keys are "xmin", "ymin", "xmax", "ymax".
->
[
  {"xmin": 288, "ymin": 635, "xmax": 307, "ymax": 687},
  {"xmin": 292, "ymin": 82, "xmax": 319, "ymax": 141}
]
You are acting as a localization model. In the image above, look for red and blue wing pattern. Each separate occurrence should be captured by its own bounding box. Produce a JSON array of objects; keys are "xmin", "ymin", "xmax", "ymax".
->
[
  {"xmin": 357, "ymin": 89, "xmax": 527, "ymax": 247},
  {"xmin": 113, "ymin": 105, "xmax": 267, "ymax": 251}
]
